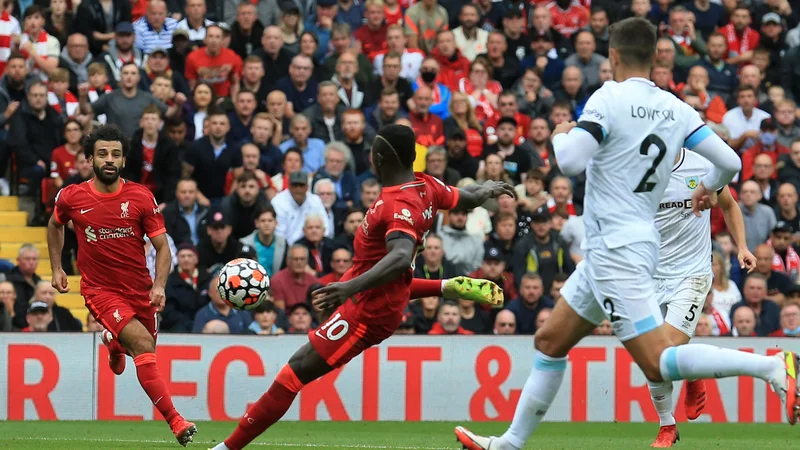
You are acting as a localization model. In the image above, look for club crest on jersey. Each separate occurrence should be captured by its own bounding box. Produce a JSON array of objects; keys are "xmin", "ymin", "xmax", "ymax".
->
[
  {"xmin": 685, "ymin": 176, "xmax": 699, "ymax": 190},
  {"xmin": 120, "ymin": 201, "xmax": 130, "ymax": 218}
]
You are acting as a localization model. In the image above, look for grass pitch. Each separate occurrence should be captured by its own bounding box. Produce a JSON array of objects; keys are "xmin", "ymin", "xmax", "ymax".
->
[{"xmin": 0, "ymin": 421, "xmax": 794, "ymax": 449}]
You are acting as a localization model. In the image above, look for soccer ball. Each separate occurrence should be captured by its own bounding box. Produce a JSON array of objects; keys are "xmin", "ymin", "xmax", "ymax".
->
[{"xmin": 217, "ymin": 258, "xmax": 270, "ymax": 310}]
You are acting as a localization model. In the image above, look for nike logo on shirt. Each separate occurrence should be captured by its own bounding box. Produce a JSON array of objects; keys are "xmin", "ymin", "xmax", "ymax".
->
[{"xmin": 80, "ymin": 208, "xmax": 94, "ymax": 214}]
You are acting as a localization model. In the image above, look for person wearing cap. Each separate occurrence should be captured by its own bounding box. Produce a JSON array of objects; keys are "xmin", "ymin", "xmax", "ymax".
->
[
  {"xmin": 510, "ymin": 205, "xmax": 574, "ymax": 293},
  {"xmin": 445, "ymin": 127, "xmax": 479, "ymax": 179},
  {"xmin": 192, "ymin": 269, "xmax": 253, "ymax": 334},
  {"xmin": 286, "ymin": 301, "xmax": 315, "ymax": 333},
  {"xmin": 133, "ymin": 0, "xmax": 178, "ymax": 54},
  {"xmin": 502, "ymin": 9, "xmax": 530, "ymax": 62},
  {"xmin": 769, "ymin": 220, "xmax": 800, "ymax": 282},
  {"xmin": 753, "ymin": 0, "xmax": 799, "ymax": 30},
  {"xmin": 98, "ymin": 22, "xmax": 145, "ymax": 87},
  {"xmin": 741, "ymin": 118, "xmax": 791, "ymax": 181},
  {"xmin": 176, "ymin": 0, "xmax": 214, "ymax": 44},
  {"xmin": 23, "ymin": 280, "xmax": 82, "ymax": 331},
  {"xmin": 197, "ymin": 207, "xmax": 247, "ymax": 271},
  {"xmin": 139, "ymin": 47, "xmax": 190, "ymax": 97},
  {"xmin": 452, "ymin": 4, "xmax": 489, "ymax": 61},
  {"xmin": 161, "ymin": 243, "xmax": 211, "ymax": 332},
  {"xmin": 21, "ymin": 300, "xmax": 53, "ymax": 332},
  {"xmin": 521, "ymin": 29, "xmax": 566, "ymax": 90},
  {"xmin": 481, "ymin": 116, "xmax": 533, "ymax": 185},
  {"xmin": 271, "ymin": 169, "xmax": 327, "ymax": 244},
  {"xmin": 403, "ymin": 0, "xmax": 449, "ymax": 54},
  {"xmin": 469, "ymin": 245, "xmax": 518, "ymax": 301},
  {"xmin": 722, "ymin": 85, "xmax": 772, "ymax": 152}
]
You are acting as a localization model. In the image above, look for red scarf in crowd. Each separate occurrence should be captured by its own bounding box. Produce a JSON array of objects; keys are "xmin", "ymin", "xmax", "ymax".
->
[
  {"xmin": 709, "ymin": 308, "xmax": 730, "ymax": 336},
  {"xmin": 769, "ymin": 240, "xmax": 800, "ymax": 279},
  {"xmin": 546, "ymin": 197, "xmax": 578, "ymax": 216},
  {"xmin": 48, "ymin": 90, "xmax": 79, "ymax": 117},
  {"xmin": 20, "ymin": 30, "xmax": 50, "ymax": 76}
]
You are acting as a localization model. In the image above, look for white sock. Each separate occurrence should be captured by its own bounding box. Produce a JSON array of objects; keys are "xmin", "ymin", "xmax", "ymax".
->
[
  {"xmin": 647, "ymin": 380, "xmax": 676, "ymax": 427},
  {"xmin": 441, "ymin": 279, "xmax": 447, "ymax": 292},
  {"xmin": 499, "ymin": 352, "xmax": 567, "ymax": 450},
  {"xmin": 211, "ymin": 444, "xmax": 230, "ymax": 450},
  {"xmin": 660, "ymin": 344, "xmax": 782, "ymax": 382}
]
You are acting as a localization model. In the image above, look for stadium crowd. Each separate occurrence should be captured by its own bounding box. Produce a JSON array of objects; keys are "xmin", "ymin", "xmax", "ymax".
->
[{"xmin": 0, "ymin": 0, "xmax": 799, "ymax": 338}]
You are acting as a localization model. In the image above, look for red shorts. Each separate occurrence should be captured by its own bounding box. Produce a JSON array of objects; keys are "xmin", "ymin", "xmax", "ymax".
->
[
  {"xmin": 308, "ymin": 298, "xmax": 402, "ymax": 369},
  {"xmin": 84, "ymin": 289, "xmax": 158, "ymax": 340}
]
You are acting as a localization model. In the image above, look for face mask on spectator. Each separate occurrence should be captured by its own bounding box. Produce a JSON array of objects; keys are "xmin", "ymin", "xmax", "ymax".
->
[
  {"xmin": 760, "ymin": 132, "xmax": 777, "ymax": 146},
  {"xmin": 784, "ymin": 326, "xmax": 800, "ymax": 336},
  {"xmin": 421, "ymin": 71, "xmax": 437, "ymax": 84}
]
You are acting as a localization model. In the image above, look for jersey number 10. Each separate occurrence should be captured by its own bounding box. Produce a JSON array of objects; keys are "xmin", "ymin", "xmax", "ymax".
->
[{"xmin": 633, "ymin": 134, "xmax": 668, "ymax": 193}]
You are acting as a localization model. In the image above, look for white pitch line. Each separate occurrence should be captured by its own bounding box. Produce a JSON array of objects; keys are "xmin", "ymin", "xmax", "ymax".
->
[{"xmin": 0, "ymin": 437, "xmax": 452, "ymax": 449}]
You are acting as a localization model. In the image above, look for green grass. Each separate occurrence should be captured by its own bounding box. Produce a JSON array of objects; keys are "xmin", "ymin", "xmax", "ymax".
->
[{"xmin": 0, "ymin": 421, "xmax": 795, "ymax": 449}]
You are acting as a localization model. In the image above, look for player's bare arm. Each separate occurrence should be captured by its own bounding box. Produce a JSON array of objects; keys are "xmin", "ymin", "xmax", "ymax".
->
[
  {"xmin": 456, "ymin": 180, "xmax": 516, "ymax": 209},
  {"xmin": 717, "ymin": 186, "xmax": 756, "ymax": 272},
  {"xmin": 46, "ymin": 214, "xmax": 69, "ymax": 293},
  {"xmin": 312, "ymin": 233, "xmax": 415, "ymax": 310},
  {"xmin": 149, "ymin": 233, "xmax": 171, "ymax": 312}
]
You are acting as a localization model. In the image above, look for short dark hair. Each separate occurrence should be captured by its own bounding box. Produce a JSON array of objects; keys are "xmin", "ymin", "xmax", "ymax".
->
[
  {"xmin": 237, "ymin": 89, "xmax": 256, "ymax": 100},
  {"xmin": 7, "ymin": 51, "xmax": 25, "ymax": 64},
  {"xmin": 62, "ymin": 118, "xmax": 82, "ymax": 135},
  {"xmin": 707, "ymin": 31, "xmax": 726, "ymax": 45},
  {"xmin": 120, "ymin": 61, "xmax": 139, "ymax": 72},
  {"xmin": 236, "ymin": 171, "xmax": 259, "ymax": 185},
  {"xmin": 345, "ymin": 207, "xmax": 364, "ymax": 220},
  {"xmin": 552, "ymin": 100, "xmax": 571, "ymax": 112},
  {"xmin": 255, "ymin": 203, "xmax": 276, "ymax": 220},
  {"xmin": 608, "ymin": 17, "xmax": 657, "ymax": 69},
  {"xmin": 374, "ymin": 124, "xmax": 416, "ymax": 170},
  {"xmin": 141, "ymin": 103, "xmax": 163, "ymax": 118},
  {"xmin": 22, "ymin": 4, "xmax": 44, "ymax": 20},
  {"xmin": 590, "ymin": 5, "xmax": 607, "ymax": 16},
  {"xmin": 284, "ymin": 147, "xmax": 305, "ymax": 165},
  {"xmin": 81, "ymin": 124, "xmax": 130, "ymax": 159},
  {"xmin": 380, "ymin": 87, "xmax": 399, "ymax": 99},
  {"xmin": 737, "ymin": 84, "xmax": 757, "ymax": 97}
]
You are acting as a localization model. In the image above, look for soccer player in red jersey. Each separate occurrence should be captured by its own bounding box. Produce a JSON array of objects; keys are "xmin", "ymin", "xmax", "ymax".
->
[
  {"xmin": 211, "ymin": 124, "xmax": 514, "ymax": 450},
  {"xmin": 46, "ymin": 125, "xmax": 198, "ymax": 447}
]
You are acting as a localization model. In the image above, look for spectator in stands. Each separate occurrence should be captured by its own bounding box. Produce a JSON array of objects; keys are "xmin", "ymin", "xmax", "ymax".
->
[
  {"xmin": 536, "ymin": 307, "xmax": 552, "ymax": 330},
  {"xmin": 324, "ymin": 25, "xmax": 373, "ymax": 87},
  {"xmin": 318, "ymin": 247, "xmax": 352, "ymax": 285},
  {"xmin": 722, "ymin": 4, "xmax": 759, "ymax": 67},
  {"xmin": 513, "ymin": 68, "xmax": 555, "ymax": 121},
  {"xmin": 240, "ymin": 205, "xmax": 288, "ymax": 277},
  {"xmin": 57, "ymin": 33, "xmax": 92, "ymax": 95},
  {"xmin": 775, "ymin": 184, "xmax": 800, "ymax": 235},
  {"xmin": 553, "ymin": 66, "xmax": 588, "ymax": 118},
  {"xmin": 272, "ymin": 170, "xmax": 327, "ymax": 244},
  {"xmin": 248, "ymin": 300, "xmax": 285, "ymax": 335},
  {"xmin": 411, "ymin": 57, "xmax": 451, "ymax": 119},
  {"xmin": 428, "ymin": 299, "xmax": 474, "ymax": 335},
  {"xmin": 18, "ymin": 6, "xmax": 60, "ymax": 79},
  {"xmin": 693, "ymin": 33, "xmax": 737, "ymax": 106},
  {"xmin": 279, "ymin": 115, "xmax": 326, "ymax": 173},
  {"xmin": 306, "ymin": 81, "xmax": 345, "ymax": 144},
  {"xmin": 485, "ymin": 212, "xmax": 517, "ymax": 266},
  {"xmin": 85, "ymin": 313, "xmax": 103, "ymax": 332},
  {"xmin": 468, "ymin": 246, "xmax": 518, "ymax": 300},
  {"xmin": 286, "ymin": 302, "xmax": 314, "ymax": 334},
  {"xmin": 458, "ymin": 297, "xmax": 491, "ymax": 334},
  {"xmin": 724, "ymin": 85, "xmax": 772, "ymax": 152},
  {"xmin": 444, "ymin": 129, "xmax": 479, "ymax": 180},
  {"xmin": 184, "ymin": 24, "xmax": 243, "ymax": 98},
  {"xmin": 271, "ymin": 148, "xmax": 303, "ymax": 191},
  {"xmin": 453, "ymin": 4, "xmax": 488, "ymax": 61},
  {"xmin": 413, "ymin": 234, "xmax": 457, "ymax": 280},
  {"xmin": 97, "ymin": 23, "xmax": 143, "ymax": 89},
  {"xmin": 253, "ymin": 26, "xmax": 292, "ymax": 88},
  {"xmin": 409, "ymin": 85, "xmax": 445, "ymax": 147},
  {"xmin": 403, "ymin": 0, "xmax": 448, "ymax": 54},
  {"xmin": 505, "ymin": 272, "xmax": 554, "ymax": 335},
  {"xmin": 162, "ymin": 243, "xmax": 210, "ymax": 333},
  {"xmin": 201, "ymin": 320, "xmax": 229, "ymax": 334},
  {"xmin": 123, "ymin": 104, "xmax": 180, "ymax": 203},
  {"xmin": 440, "ymin": 206, "xmax": 484, "ymax": 274},
  {"xmin": 730, "ymin": 305, "xmax": 758, "ymax": 336},
  {"xmin": 228, "ymin": 3, "xmax": 263, "ymax": 62},
  {"xmin": 754, "ymin": 243, "xmax": 794, "ymax": 304},
  {"xmin": 368, "ymin": 56, "xmax": 413, "ymax": 117},
  {"xmin": 227, "ymin": 89, "xmax": 257, "ymax": 142},
  {"xmin": 775, "ymin": 100, "xmax": 800, "ymax": 148},
  {"xmin": 193, "ymin": 271, "xmax": 252, "ymax": 333},
  {"xmin": 743, "ymin": 118, "xmax": 790, "ymax": 182},
  {"xmin": 444, "ymin": 92, "xmax": 484, "ymax": 158},
  {"xmin": 702, "ymin": 290, "xmax": 731, "ymax": 336},
  {"xmin": 277, "ymin": 55, "xmax": 318, "ymax": 114},
  {"xmin": 770, "ymin": 221, "xmax": 799, "ymax": 282},
  {"xmin": 481, "ymin": 117, "xmax": 533, "ymax": 184},
  {"xmin": 21, "ymin": 301, "xmax": 55, "ymax": 332},
  {"xmin": 430, "ymin": 30, "xmax": 470, "ymax": 92},
  {"xmin": 0, "ymin": 281, "xmax": 14, "ymax": 331},
  {"xmin": 586, "ymin": 6, "xmax": 609, "ymax": 57},
  {"xmin": 182, "ymin": 109, "xmax": 243, "ymax": 204},
  {"xmin": 410, "ymin": 296, "xmax": 439, "ymax": 334},
  {"xmin": 74, "ymin": 0, "xmax": 132, "ymax": 56},
  {"xmin": 683, "ymin": 0, "xmax": 725, "ymax": 41},
  {"xmin": 163, "ymin": 178, "xmax": 209, "ymax": 246},
  {"xmin": 176, "ymin": 0, "xmax": 213, "ymax": 45},
  {"xmin": 197, "ymin": 208, "xmax": 246, "ymax": 271},
  {"xmin": 221, "ymin": 171, "xmax": 269, "ymax": 239},
  {"xmin": 750, "ymin": 154, "xmax": 779, "ymax": 208},
  {"xmin": 424, "ymin": 145, "xmax": 460, "ymax": 186},
  {"xmin": 133, "ymin": 0, "xmax": 177, "ymax": 54},
  {"xmin": 313, "ymin": 178, "xmax": 344, "ymax": 238},
  {"xmin": 229, "ymin": 142, "xmax": 276, "ymax": 198},
  {"xmin": 493, "ymin": 309, "xmax": 516, "ymax": 335},
  {"xmin": 295, "ymin": 214, "xmax": 335, "ymax": 275},
  {"xmin": 732, "ymin": 273, "xmax": 781, "ymax": 335},
  {"xmin": 770, "ymin": 303, "xmax": 800, "ymax": 337},
  {"xmin": 523, "ymin": 30, "xmax": 566, "ymax": 91},
  {"xmin": 28, "ymin": 280, "xmax": 81, "ymax": 331},
  {"xmin": 48, "ymin": 119, "xmax": 83, "ymax": 189},
  {"xmin": 511, "ymin": 206, "xmax": 574, "ymax": 292},
  {"xmin": 354, "ymin": 0, "xmax": 388, "ymax": 64},
  {"xmin": 333, "ymin": 208, "xmax": 363, "ymax": 252},
  {"xmin": 314, "ymin": 142, "xmax": 358, "ymax": 208},
  {"xmin": 740, "ymin": 180, "xmax": 778, "ymax": 251},
  {"xmin": 183, "ymin": 82, "xmax": 215, "ymax": 141},
  {"xmin": 779, "ymin": 140, "xmax": 800, "ymax": 194},
  {"xmin": 0, "ymin": 54, "xmax": 36, "ymax": 148},
  {"xmin": 565, "ymin": 30, "xmax": 606, "ymax": 92},
  {"xmin": 373, "ymin": 25, "xmax": 424, "ymax": 81},
  {"xmin": 710, "ymin": 251, "xmax": 742, "ymax": 318},
  {"xmin": 271, "ymin": 244, "xmax": 319, "ymax": 310}
]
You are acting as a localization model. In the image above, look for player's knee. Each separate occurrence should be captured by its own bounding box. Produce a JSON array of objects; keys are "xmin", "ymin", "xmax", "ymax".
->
[
  {"xmin": 127, "ymin": 340, "xmax": 156, "ymax": 357},
  {"xmin": 534, "ymin": 327, "xmax": 568, "ymax": 358}
]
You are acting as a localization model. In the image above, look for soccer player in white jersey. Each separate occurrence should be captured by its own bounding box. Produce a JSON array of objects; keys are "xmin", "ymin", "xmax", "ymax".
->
[
  {"xmin": 648, "ymin": 147, "xmax": 756, "ymax": 447},
  {"xmin": 455, "ymin": 17, "xmax": 799, "ymax": 450}
]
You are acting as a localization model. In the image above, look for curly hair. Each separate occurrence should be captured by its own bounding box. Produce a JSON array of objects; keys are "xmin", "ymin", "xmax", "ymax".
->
[{"xmin": 81, "ymin": 124, "xmax": 130, "ymax": 159}]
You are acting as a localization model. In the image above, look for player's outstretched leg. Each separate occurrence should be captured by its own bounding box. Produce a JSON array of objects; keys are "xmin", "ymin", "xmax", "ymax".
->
[
  {"xmin": 118, "ymin": 319, "xmax": 197, "ymax": 447},
  {"xmin": 455, "ymin": 300, "xmax": 597, "ymax": 450},
  {"xmin": 101, "ymin": 329, "xmax": 128, "ymax": 375},
  {"xmin": 212, "ymin": 342, "xmax": 333, "ymax": 450}
]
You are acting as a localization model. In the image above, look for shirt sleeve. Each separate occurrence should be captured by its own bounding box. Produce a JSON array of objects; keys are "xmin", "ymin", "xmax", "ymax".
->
[
  {"xmin": 53, "ymin": 186, "xmax": 73, "ymax": 225},
  {"xmin": 140, "ymin": 189, "xmax": 167, "ymax": 238},
  {"xmin": 576, "ymin": 85, "xmax": 611, "ymax": 143},
  {"xmin": 91, "ymin": 93, "xmax": 109, "ymax": 115},
  {"xmin": 384, "ymin": 197, "xmax": 419, "ymax": 241},
  {"xmin": 427, "ymin": 175, "xmax": 459, "ymax": 211}
]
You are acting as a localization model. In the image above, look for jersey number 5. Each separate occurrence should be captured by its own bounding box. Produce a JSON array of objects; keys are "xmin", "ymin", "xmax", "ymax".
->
[{"xmin": 634, "ymin": 134, "xmax": 668, "ymax": 193}]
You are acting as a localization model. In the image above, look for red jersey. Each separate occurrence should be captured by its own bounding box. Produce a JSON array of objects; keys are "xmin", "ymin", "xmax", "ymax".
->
[
  {"xmin": 547, "ymin": 1, "xmax": 588, "ymax": 39},
  {"xmin": 458, "ymin": 77, "xmax": 502, "ymax": 122},
  {"xmin": 484, "ymin": 112, "xmax": 531, "ymax": 146},
  {"xmin": 430, "ymin": 48, "xmax": 470, "ymax": 91},
  {"xmin": 184, "ymin": 48, "xmax": 243, "ymax": 97},
  {"xmin": 342, "ymin": 173, "xmax": 459, "ymax": 320},
  {"xmin": 354, "ymin": 25, "xmax": 388, "ymax": 63},
  {"xmin": 53, "ymin": 180, "xmax": 166, "ymax": 297},
  {"xmin": 384, "ymin": 5, "xmax": 404, "ymax": 25},
  {"xmin": 49, "ymin": 145, "xmax": 79, "ymax": 180},
  {"xmin": 722, "ymin": 24, "xmax": 759, "ymax": 64},
  {"xmin": 140, "ymin": 140, "xmax": 157, "ymax": 193},
  {"xmin": 409, "ymin": 112, "xmax": 445, "ymax": 147}
]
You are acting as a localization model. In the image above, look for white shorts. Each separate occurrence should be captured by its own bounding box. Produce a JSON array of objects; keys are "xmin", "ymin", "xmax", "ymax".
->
[
  {"xmin": 654, "ymin": 275, "xmax": 712, "ymax": 338},
  {"xmin": 562, "ymin": 241, "xmax": 664, "ymax": 342}
]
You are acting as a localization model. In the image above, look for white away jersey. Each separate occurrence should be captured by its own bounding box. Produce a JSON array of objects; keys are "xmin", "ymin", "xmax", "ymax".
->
[
  {"xmin": 577, "ymin": 78, "xmax": 708, "ymax": 251},
  {"xmin": 654, "ymin": 149, "xmax": 714, "ymax": 279}
]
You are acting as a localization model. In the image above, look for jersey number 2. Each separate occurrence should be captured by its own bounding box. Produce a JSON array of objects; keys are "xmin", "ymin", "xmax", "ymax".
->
[{"xmin": 634, "ymin": 134, "xmax": 668, "ymax": 193}]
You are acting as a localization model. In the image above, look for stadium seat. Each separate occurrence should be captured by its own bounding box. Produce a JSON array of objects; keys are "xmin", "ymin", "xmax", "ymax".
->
[
  {"xmin": 70, "ymin": 307, "xmax": 89, "ymax": 327},
  {"xmin": 3, "ymin": 227, "xmax": 46, "ymax": 242},
  {"xmin": 0, "ymin": 211, "xmax": 28, "ymax": 226},
  {"xmin": 56, "ymin": 293, "xmax": 84, "ymax": 309},
  {"xmin": 0, "ymin": 242, "xmax": 48, "ymax": 259},
  {"xmin": 0, "ymin": 197, "xmax": 19, "ymax": 212}
]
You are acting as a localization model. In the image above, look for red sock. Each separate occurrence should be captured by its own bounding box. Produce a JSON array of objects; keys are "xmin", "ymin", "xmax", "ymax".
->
[
  {"xmin": 410, "ymin": 278, "xmax": 443, "ymax": 299},
  {"xmin": 133, "ymin": 354, "xmax": 180, "ymax": 425},
  {"xmin": 225, "ymin": 364, "xmax": 304, "ymax": 450}
]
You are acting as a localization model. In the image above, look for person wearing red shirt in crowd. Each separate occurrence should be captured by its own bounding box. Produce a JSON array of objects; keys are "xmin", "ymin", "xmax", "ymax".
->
[
  {"xmin": 427, "ymin": 299, "xmax": 474, "ymax": 335},
  {"xmin": 468, "ymin": 246, "xmax": 518, "ymax": 301},
  {"xmin": 185, "ymin": 24, "xmax": 243, "ymax": 98},
  {"xmin": 770, "ymin": 221, "xmax": 800, "ymax": 282},
  {"xmin": 721, "ymin": 5, "xmax": 759, "ymax": 66},
  {"xmin": 354, "ymin": 0, "xmax": 388, "ymax": 63},
  {"xmin": 269, "ymin": 244, "xmax": 320, "ymax": 310},
  {"xmin": 383, "ymin": 0, "xmax": 403, "ymax": 25},
  {"xmin": 484, "ymin": 91, "xmax": 530, "ymax": 146},
  {"xmin": 318, "ymin": 248, "xmax": 353, "ymax": 285},
  {"xmin": 123, "ymin": 104, "xmax": 180, "ymax": 203},
  {"xmin": 408, "ymin": 85, "xmax": 445, "ymax": 146},
  {"xmin": 430, "ymin": 30, "xmax": 470, "ymax": 91},
  {"xmin": 444, "ymin": 91, "xmax": 484, "ymax": 157},
  {"xmin": 50, "ymin": 119, "xmax": 83, "ymax": 185},
  {"xmin": 546, "ymin": 176, "xmax": 580, "ymax": 216},
  {"xmin": 547, "ymin": 0, "xmax": 588, "ymax": 40},
  {"xmin": 224, "ymin": 143, "xmax": 277, "ymax": 197},
  {"xmin": 458, "ymin": 56, "xmax": 501, "ymax": 123},
  {"xmin": 527, "ymin": 117, "xmax": 557, "ymax": 181},
  {"xmin": 741, "ymin": 118, "xmax": 790, "ymax": 181}
]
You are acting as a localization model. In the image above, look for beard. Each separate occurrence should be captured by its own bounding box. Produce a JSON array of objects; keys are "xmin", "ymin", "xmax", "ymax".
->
[{"xmin": 93, "ymin": 163, "xmax": 120, "ymax": 185}]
